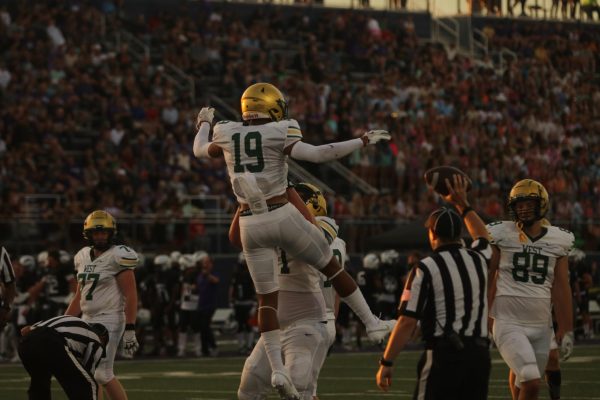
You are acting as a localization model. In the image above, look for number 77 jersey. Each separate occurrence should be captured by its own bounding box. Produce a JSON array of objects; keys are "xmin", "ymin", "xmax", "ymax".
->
[
  {"xmin": 212, "ymin": 119, "xmax": 303, "ymax": 203},
  {"xmin": 74, "ymin": 245, "xmax": 139, "ymax": 317},
  {"xmin": 487, "ymin": 221, "xmax": 574, "ymax": 299}
]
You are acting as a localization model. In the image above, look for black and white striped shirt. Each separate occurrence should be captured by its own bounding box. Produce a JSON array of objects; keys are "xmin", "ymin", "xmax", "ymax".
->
[
  {"xmin": 31, "ymin": 315, "xmax": 105, "ymax": 373},
  {"xmin": 0, "ymin": 246, "xmax": 15, "ymax": 284},
  {"xmin": 399, "ymin": 238, "xmax": 492, "ymax": 342}
]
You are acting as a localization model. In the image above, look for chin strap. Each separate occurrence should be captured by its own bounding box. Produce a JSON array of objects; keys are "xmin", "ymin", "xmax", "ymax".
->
[{"xmin": 516, "ymin": 217, "xmax": 551, "ymax": 243}]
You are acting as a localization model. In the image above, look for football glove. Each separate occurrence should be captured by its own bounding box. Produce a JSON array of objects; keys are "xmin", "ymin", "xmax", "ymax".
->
[
  {"xmin": 196, "ymin": 107, "xmax": 215, "ymax": 129},
  {"xmin": 559, "ymin": 331, "xmax": 574, "ymax": 361},
  {"xmin": 122, "ymin": 329, "xmax": 139, "ymax": 358},
  {"xmin": 363, "ymin": 130, "xmax": 391, "ymax": 145}
]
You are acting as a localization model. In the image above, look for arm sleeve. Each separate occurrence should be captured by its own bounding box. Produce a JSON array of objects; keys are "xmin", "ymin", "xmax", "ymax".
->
[
  {"xmin": 289, "ymin": 139, "xmax": 364, "ymax": 163},
  {"xmin": 193, "ymin": 122, "xmax": 212, "ymax": 158}
]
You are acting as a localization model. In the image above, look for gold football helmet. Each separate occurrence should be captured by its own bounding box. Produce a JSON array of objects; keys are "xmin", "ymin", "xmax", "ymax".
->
[
  {"xmin": 83, "ymin": 210, "xmax": 117, "ymax": 250},
  {"xmin": 508, "ymin": 179, "xmax": 549, "ymax": 222},
  {"xmin": 295, "ymin": 182, "xmax": 327, "ymax": 217},
  {"xmin": 241, "ymin": 83, "xmax": 288, "ymax": 122}
]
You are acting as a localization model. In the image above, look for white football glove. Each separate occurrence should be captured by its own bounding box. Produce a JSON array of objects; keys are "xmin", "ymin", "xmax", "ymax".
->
[
  {"xmin": 122, "ymin": 329, "xmax": 139, "ymax": 358},
  {"xmin": 363, "ymin": 130, "xmax": 391, "ymax": 145},
  {"xmin": 559, "ymin": 331, "xmax": 574, "ymax": 361},
  {"xmin": 196, "ymin": 107, "xmax": 215, "ymax": 129}
]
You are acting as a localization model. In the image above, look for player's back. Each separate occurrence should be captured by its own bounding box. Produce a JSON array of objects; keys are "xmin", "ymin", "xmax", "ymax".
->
[
  {"xmin": 212, "ymin": 119, "xmax": 302, "ymax": 203},
  {"xmin": 487, "ymin": 220, "xmax": 574, "ymax": 324},
  {"xmin": 74, "ymin": 245, "xmax": 138, "ymax": 318}
]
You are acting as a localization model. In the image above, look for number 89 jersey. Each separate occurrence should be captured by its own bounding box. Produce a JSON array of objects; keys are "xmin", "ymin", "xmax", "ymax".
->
[
  {"xmin": 487, "ymin": 221, "xmax": 574, "ymax": 299},
  {"xmin": 212, "ymin": 119, "xmax": 303, "ymax": 203},
  {"xmin": 74, "ymin": 245, "xmax": 139, "ymax": 317}
]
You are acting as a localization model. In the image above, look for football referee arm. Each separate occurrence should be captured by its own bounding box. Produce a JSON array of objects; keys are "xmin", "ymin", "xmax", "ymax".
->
[
  {"xmin": 376, "ymin": 315, "xmax": 418, "ymax": 391},
  {"xmin": 443, "ymin": 175, "xmax": 490, "ymax": 241}
]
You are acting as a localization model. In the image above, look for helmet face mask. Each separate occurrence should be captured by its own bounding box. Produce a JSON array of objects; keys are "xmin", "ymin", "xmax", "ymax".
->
[
  {"xmin": 83, "ymin": 210, "xmax": 117, "ymax": 251},
  {"xmin": 241, "ymin": 83, "xmax": 288, "ymax": 122},
  {"xmin": 508, "ymin": 179, "xmax": 549, "ymax": 226},
  {"xmin": 295, "ymin": 182, "xmax": 327, "ymax": 217}
]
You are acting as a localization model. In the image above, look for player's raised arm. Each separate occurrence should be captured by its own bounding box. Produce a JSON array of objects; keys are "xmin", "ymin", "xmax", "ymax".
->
[
  {"xmin": 285, "ymin": 130, "xmax": 390, "ymax": 163},
  {"xmin": 193, "ymin": 107, "xmax": 222, "ymax": 158}
]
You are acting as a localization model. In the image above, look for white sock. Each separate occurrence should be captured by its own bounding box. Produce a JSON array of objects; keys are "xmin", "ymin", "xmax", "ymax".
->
[
  {"xmin": 193, "ymin": 333, "xmax": 201, "ymax": 354},
  {"xmin": 261, "ymin": 330, "xmax": 285, "ymax": 372},
  {"xmin": 342, "ymin": 288, "xmax": 378, "ymax": 329},
  {"xmin": 178, "ymin": 332, "xmax": 187, "ymax": 353}
]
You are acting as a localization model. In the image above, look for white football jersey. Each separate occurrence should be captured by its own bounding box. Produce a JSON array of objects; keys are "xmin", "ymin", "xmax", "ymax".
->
[
  {"xmin": 487, "ymin": 221, "xmax": 573, "ymax": 299},
  {"xmin": 278, "ymin": 249, "xmax": 322, "ymax": 294},
  {"xmin": 212, "ymin": 119, "xmax": 303, "ymax": 203},
  {"xmin": 320, "ymin": 237, "xmax": 347, "ymax": 320},
  {"xmin": 74, "ymin": 245, "xmax": 138, "ymax": 318},
  {"xmin": 180, "ymin": 281, "xmax": 199, "ymax": 311}
]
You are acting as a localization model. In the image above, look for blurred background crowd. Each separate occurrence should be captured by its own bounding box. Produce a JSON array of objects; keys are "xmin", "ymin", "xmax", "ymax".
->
[{"xmin": 0, "ymin": 0, "xmax": 599, "ymax": 360}]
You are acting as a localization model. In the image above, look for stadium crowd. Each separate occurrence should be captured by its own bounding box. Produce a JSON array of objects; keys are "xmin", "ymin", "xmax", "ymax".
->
[{"xmin": 1, "ymin": 1, "xmax": 599, "ymax": 253}]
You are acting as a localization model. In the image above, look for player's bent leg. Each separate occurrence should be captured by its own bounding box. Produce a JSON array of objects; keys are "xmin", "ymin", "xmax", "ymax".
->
[
  {"xmin": 509, "ymin": 370, "xmax": 519, "ymax": 400},
  {"xmin": 276, "ymin": 209, "xmax": 394, "ymax": 341},
  {"xmin": 282, "ymin": 322, "xmax": 328, "ymax": 400},
  {"xmin": 519, "ymin": 378, "xmax": 541, "ymax": 400},
  {"xmin": 103, "ymin": 377, "xmax": 128, "ymax": 400},
  {"xmin": 238, "ymin": 338, "xmax": 271, "ymax": 400}
]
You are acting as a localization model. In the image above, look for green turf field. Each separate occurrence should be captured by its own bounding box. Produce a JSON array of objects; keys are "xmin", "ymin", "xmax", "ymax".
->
[{"xmin": 2, "ymin": 345, "xmax": 600, "ymax": 399}]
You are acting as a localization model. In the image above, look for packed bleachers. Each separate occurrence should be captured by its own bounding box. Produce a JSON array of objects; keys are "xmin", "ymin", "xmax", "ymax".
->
[{"xmin": 1, "ymin": 0, "xmax": 600, "ymax": 363}]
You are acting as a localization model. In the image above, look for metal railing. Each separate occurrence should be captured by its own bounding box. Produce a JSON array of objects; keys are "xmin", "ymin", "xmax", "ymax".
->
[
  {"xmin": 115, "ymin": 29, "xmax": 149, "ymax": 61},
  {"xmin": 325, "ymin": 161, "xmax": 379, "ymax": 195},
  {"xmin": 164, "ymin": 61, "xmax": 196, "ymax": 104},
  {"xmin": 496, "ymin": 47, "xmax": 518, "ymax": 74},
  {"xmin": 472, "ymin": 28, "xmax": 489, "ymax": 58},
  {"xmin": 287, "ymin": 160, "xmax": 337, "ymax": 194},
  {"xmin": 431, "ymin": 17, "xmax": 459, "ymax": 49}
]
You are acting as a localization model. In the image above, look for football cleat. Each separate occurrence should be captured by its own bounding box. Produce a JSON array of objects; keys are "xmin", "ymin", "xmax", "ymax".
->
[
  {"xmin": 367, "ymin": 317, "xmax": 397, "ymax": 344},
  {"xmin": 271, "ymin": 370, "xmax": 300, "ymax": 400}
]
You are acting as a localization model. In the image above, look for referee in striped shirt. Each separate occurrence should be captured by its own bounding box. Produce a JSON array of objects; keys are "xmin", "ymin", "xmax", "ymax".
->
[
  {"xmin": 18, "ymin": 315, "xmax": 108, "ymax": 400},
  {"xmin": 0, "ymin": 246, "xmax": 16, "ymax": 330},
  {"xmin": 377, "ymin": 174, "xmax": 492, "ymax": 400}
]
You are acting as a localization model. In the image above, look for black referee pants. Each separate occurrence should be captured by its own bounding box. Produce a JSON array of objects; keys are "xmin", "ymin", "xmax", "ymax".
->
[
  {"xmin": 18, "ymin": 327, "xmax": 98, "ymax": 400},
  {"xmin": 413, "ymin": 340, "xmax": 490, "ymax": 400}
]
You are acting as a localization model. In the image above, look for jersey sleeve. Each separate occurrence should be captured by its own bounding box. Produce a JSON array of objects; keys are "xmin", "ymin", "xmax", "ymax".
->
[
  {"xmin": 486, "ymin": 221, "xmax": 507, "ymax": 246},
  {"xmin": 283, "ymin": 119, "xmax": 303, "ymax": 148},
  {"xmin": 212, "ymin": 121, "xmax": 237, "ymax": 148},
  {"xmin": 469, "ymin": 237, "xmax": 492, "ymax": 263},
  {"xmin": 73, "ymin": 249, "xmax": 85, "ymax": 273},
  {"xmin": 557, "ymin": 228, "xmax": 575, "ymax": 257},
  {"xmin": 398, "ymin": 264, "xmax": 430, "ymax": 319},
  {"xmin": 113, "ymin": 246, "xmax": 139, "ymax": 270}
]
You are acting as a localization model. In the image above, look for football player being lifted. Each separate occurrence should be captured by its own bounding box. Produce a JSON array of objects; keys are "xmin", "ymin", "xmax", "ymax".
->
[
  {"xmin": 66, "ymin": 211, "xmax": 139, "ymax": 400},
  {"xmin": 194, "ymin": 83, "xmax": 394, "ymax": 399},
  {"xmin": 487, "ymin": 180, "xmax": 574, "ymax": 400}
]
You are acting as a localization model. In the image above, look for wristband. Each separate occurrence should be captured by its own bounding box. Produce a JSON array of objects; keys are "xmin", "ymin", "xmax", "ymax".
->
[
  {"xmin": 379, "ymin": 357, "xmax": 393, "ymax": 367},
  {"xmin": 361, "ymin": 136, "xmax": 368, "ymax": 147},
  {"xmin": 461, "ymin": 206, "xmax": 474, "ymax": 218},
  {"xmin": 125, "ymin": 323, "xmax": 136, "ymax": 331}
]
